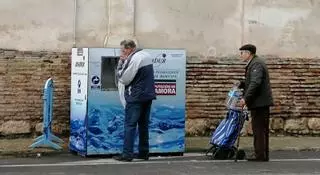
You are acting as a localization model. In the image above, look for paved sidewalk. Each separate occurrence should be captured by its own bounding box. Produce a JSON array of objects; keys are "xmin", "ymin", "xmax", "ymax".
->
[
  {"xmin": 186, "ymin": 136, "xmax": 320, "ymax": 152},
  {"xmin": 0, "ymin": 136, "xmax": 319, "ymax": 158}
]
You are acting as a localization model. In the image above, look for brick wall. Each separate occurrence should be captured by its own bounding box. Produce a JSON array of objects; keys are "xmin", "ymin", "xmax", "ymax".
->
[
  {"xmin": 186, "ymin": 57, "xmax": 320, "ymax": 136},
  {"xmin": 0, "ymin": 49, "xmax": 70, "ymax": 137},
  {"xmin": 0, "ymin": 49, "xmax": 319, "ymax": 137}
]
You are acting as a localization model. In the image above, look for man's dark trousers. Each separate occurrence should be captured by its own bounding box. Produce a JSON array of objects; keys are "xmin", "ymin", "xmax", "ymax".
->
[
  {"xmin": 251, "ymin": 106, "xmax": 270, "ymax": 161},
  {"xmin": 123, "ymin": 100, "xmax": 152, "ymax": 158}
]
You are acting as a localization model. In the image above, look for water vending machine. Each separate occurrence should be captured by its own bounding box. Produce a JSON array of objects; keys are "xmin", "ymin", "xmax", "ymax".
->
[{"xmin": 69, "ymin": 48, "xmax": 186, "ymax": 156}]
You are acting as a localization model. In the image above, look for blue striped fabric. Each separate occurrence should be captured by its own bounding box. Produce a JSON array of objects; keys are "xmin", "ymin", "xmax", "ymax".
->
[{"xmin": 210, "ymin": 109, "xmax": 245, "ymax": 149}]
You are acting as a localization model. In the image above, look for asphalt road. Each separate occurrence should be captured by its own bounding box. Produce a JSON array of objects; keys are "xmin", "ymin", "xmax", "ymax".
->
[{"xmin": 1, "ymin": 151, "xmax": 320, "ymax": 175}]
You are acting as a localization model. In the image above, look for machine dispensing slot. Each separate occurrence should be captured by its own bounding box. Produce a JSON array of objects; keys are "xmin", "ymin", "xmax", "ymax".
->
[{"xmin": 101, "ymin": 56, "xmax": 120, "ymax": 91}]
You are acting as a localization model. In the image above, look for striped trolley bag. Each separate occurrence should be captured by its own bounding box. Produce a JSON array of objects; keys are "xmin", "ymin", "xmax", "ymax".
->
[{"xmin": 205, "ymin": 108, "xmax": 248, "ymax": 161}]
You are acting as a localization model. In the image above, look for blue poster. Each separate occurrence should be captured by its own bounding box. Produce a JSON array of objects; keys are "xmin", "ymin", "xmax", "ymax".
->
[{"xmin": 145, "ymin": 49, "xmax": 186, "ymax": 153}]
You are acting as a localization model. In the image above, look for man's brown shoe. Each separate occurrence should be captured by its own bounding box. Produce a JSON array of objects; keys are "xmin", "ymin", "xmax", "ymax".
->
[{"xmin": 246, "ymin": 153, "xmax": 268, "ymax": 162}]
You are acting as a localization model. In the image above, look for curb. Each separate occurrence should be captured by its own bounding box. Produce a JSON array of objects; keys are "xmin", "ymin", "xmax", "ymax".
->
[
  {"xmin": 1, "ymin": 147, "xmax": 320, "ymax": 158},
  {"xmin": 186, "ymin": 147, "xmax": 320, "ymax": 153},
  {"xmin": 0, "ymin": 150, "xmax": 69, "ymax": 158}
]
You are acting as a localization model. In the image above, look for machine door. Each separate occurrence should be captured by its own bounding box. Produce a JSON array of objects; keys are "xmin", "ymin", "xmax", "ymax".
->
[{"xmin": 87, "ymin": 48, "xmax": 124, "ymax": 155}]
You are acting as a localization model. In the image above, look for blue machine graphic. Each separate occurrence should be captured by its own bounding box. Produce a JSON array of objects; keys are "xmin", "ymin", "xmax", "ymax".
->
[{"xmin": 69, "ymin": 48, "xmax": 186, "ymax": 156}]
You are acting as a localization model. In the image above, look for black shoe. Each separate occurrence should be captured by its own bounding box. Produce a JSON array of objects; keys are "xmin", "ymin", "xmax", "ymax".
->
[
  {"xmin": 113, "ymin": 155, "xmax": 133, "ymax": 162},
  {"xmin": 134, "ymin": 154, "xmax": 149, "ymax": 160},
  {"xmin": 235, "ymin": 149, "xmax": 246, "ymax": 160}
]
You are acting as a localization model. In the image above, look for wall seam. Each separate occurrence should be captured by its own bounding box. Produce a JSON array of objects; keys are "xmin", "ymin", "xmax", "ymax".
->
[{"xmin": 240, "ymin": 0, "xmax": 245, "ymax": 45}]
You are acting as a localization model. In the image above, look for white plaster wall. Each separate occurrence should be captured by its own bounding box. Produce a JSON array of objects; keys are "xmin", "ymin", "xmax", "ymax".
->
[
  {"xmin": 0, "ymin": 0, "xmax": 108, "ymax": 51},
  {"xmin": 0, "ymin": 0, "xmax": 320, "ymax": 57},
  {"xmin": 135, "ymin": 0, "xmax": 243, "ymax": 57},
  {"xmin": 243, "ymin": 0, "xmax": 320, "ymax": 57}
]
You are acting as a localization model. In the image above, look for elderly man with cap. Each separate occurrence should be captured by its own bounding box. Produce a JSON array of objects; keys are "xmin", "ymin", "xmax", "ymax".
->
[{"xmin": 238, "ymin": 44, "xmax": 274, "ymax": 161}]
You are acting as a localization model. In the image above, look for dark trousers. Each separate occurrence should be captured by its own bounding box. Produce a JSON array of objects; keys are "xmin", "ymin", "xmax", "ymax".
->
[
  {"xmin": 123, "ymin": 100, "xmax": 152, "ymax": 158},
  {"xmin": 250, "ymin": 107, "xmax": 270, "ymax": 160}
]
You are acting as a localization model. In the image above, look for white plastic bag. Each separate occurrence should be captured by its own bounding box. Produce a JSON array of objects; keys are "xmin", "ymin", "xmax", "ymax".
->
[{"xmin": 118, "ymin": 81, "xmax": 126, "ymax": 108}]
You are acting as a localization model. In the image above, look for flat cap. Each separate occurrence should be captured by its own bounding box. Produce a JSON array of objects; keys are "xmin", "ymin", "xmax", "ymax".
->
[{"xmin": 239, "ymin": 44, "xmax": 256, "ymax": 54}]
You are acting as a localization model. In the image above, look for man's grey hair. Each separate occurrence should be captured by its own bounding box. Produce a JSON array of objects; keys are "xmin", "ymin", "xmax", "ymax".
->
[{"xmin": 120, "ymin": 39, "xmax": 136, "ymax": 49}]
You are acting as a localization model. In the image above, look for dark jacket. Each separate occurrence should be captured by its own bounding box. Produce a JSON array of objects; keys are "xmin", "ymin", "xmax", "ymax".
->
[
  {"xmin": 239, "ymin": 55, "xmax": 274, "ymax": 109},
  {"xmin": 117, "ymin": 49, "xmax": 156, "ymax": 103}
]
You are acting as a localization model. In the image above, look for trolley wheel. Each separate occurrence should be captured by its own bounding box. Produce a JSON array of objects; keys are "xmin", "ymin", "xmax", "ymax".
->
[{"xmin": 235, "ymin": 149, "xmax": 246, "ymax": 160}]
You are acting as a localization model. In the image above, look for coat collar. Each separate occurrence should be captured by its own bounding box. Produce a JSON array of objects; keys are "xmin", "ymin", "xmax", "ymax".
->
[{"xmin": 245, "ymin": 55, "xmax": 257, "ymax": 68}]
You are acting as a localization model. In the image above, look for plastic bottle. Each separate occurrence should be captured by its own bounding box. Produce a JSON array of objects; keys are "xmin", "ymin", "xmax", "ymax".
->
[{"xmin": 226, "ymin": 83, "xmax": 241, "ymax": 110}]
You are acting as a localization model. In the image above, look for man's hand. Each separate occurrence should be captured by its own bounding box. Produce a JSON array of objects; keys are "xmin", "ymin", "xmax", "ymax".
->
[
  {"xmin": 239, "ymin": 98, "xmax": 246, "ymax": 108},
  {"xmin": 117, "ymin": 55, "xmax": 127, "ymax": 71},
  {"xmin": 233, "ymin": 80, "xmax": 241, "ymax": 87},
  {"xmin": 120, "ymin": 55, "xmax": 127, "ymax": 61}
]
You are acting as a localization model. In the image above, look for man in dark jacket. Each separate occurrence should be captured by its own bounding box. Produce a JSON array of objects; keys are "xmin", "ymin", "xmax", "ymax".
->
[
  {"xmin": 238, "ymin": 44, "xmax": 273, "ymax": 161},
  {"xmin": 113, "ymin": 39, "xmax": 156, "ymax": 162}
]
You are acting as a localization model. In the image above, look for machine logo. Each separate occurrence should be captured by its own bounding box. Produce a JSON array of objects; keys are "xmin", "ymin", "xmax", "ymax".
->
[
  {"xmin": 152, "ymin": 53, "xmax": 166, "ymax": 67},
  {"xmin": 75, "ymin": 61, "xmax": 85, "ymax": 67}
]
